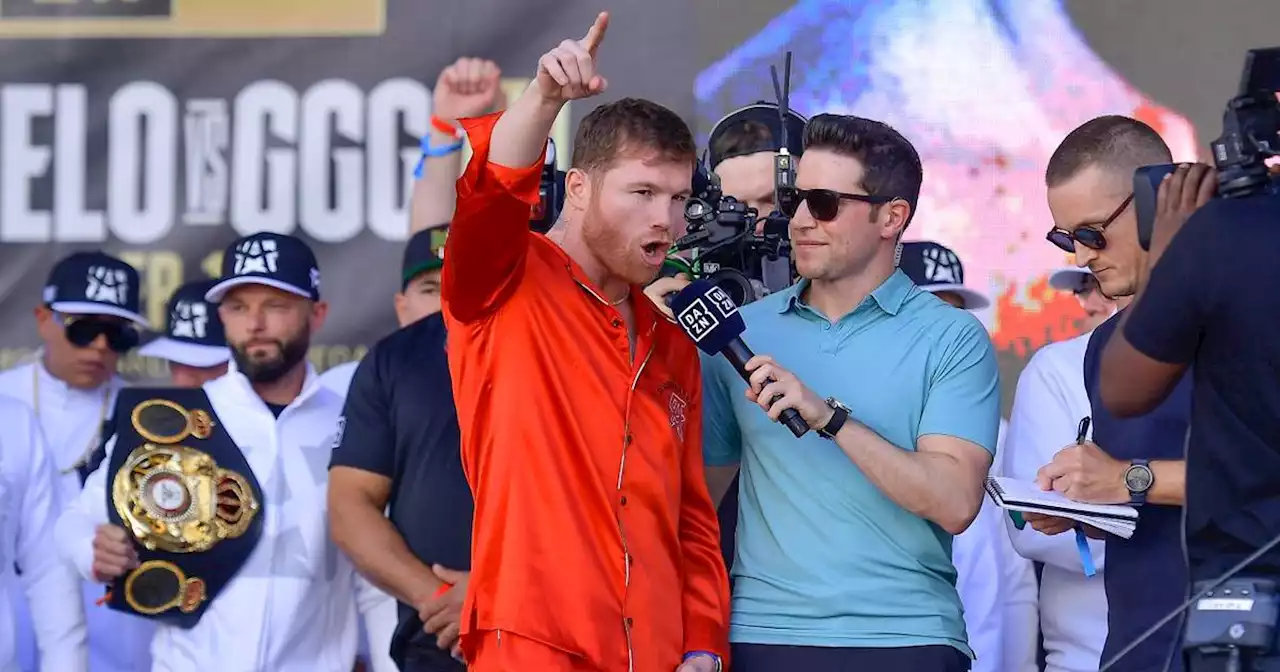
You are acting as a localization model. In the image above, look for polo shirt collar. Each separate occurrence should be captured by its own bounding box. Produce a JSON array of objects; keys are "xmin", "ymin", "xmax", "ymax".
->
[{"xmin": 778, "ymin": 269, "xmax": 914, "ymax": 318}]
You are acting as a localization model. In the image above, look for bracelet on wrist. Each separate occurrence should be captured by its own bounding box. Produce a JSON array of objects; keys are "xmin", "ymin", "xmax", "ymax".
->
[
  {"xmin": 413, "ymin": 135, "xmax": 465, "ymax": 178},
  {"xmin": 430, "ymin": 115, "xmax": 463, "ymax": 139},
  {"xmin": 682, "ymin": 651, "xmax": 721, "ymax": 670}
]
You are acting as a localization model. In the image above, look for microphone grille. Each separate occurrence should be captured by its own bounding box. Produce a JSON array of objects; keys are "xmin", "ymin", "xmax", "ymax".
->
[{"xmin": 670, "ymin": 280, "xmax": 746, "ymax": 353}]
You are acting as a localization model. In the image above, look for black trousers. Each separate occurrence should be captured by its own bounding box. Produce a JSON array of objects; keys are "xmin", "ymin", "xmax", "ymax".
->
[{"xmin": 730, "ymin": 642, "xmax": 970, "ymax": 672}]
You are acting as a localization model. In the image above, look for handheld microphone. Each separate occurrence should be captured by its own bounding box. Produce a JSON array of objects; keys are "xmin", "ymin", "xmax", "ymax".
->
[{"xmin": 670, "ymin": 280, "xmax": 809, "ymax": 438}]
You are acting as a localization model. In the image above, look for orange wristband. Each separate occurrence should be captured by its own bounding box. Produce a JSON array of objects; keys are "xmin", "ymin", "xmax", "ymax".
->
[
  {"xmin": 430, "ymin": 115, "xmax": 462, "ymax": 139},
  {"xmin": 433, "ymin": 583, "xmax": 452, "ymax": 598}
]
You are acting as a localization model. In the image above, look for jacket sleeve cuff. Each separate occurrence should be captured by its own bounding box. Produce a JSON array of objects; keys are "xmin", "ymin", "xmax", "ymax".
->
[
  {"xmin": 457, "ymin": 113, "xmax": 546, "ymax": 207},
  {"xmin": 682, "ymin": 617, "xmax": 730, "ymax": 664}
]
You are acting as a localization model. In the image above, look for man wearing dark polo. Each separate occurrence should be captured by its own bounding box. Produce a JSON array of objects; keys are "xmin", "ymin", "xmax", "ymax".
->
[{"xmin": 327, "ymin": 233, "xmax": 470, "ymax": 672}]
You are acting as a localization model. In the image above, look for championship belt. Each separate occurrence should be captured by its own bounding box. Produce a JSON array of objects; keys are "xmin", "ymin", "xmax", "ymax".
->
[{"xmin": 104, "ymin": 388, "xmax": 264, "ymax": 629}]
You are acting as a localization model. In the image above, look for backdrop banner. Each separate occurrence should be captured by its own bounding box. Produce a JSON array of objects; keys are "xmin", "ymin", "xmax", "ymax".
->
[{"xmin": 0, "ymin": 0, "xmax": 695, "ymax": 381}]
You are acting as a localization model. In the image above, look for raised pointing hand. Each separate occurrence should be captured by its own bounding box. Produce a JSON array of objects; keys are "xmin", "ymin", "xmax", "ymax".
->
[{"xmin": 535, "ymin": 12, "xmax": 610, "ymax": 102}]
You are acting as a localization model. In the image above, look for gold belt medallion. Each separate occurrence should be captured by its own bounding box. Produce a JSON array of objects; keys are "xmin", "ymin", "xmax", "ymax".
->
[
  {"xmin": 123, "ymin": 560, "xmax": 208, "ymax": 615},
  {"xmin": 112, "ymin": 399, "xmax": 259, "ymax": 554}
]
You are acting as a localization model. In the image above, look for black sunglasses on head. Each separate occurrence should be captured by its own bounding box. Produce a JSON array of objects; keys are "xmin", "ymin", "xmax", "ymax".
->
[
  {"xmin": 780, "ymin": 187, "xmax": 895, "ymax": 221},
  {"xmin": 59, "ymin": 314, "xmax": 140, "ymax": 353},
  {"xmin": 1046, "ymin": 193, "xmax": 1134, "ymax": 253}
]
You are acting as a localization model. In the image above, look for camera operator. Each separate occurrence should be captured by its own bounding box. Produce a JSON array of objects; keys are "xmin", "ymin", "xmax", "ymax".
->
[
  {"xmin": 700, "ymin": 113, "xmax": 999, "ymax": 671},
  {"xmin": 1100, "ymin": 158, "xmax": 1280, "ymax": 669},
  {"xmin": 440, "ymin": 12, "xmax": 729, "ymax": 672},
  {"xmin": 645, "ymin": 103, "xmax": 806, "ymax": 572},
  {"xmin": 707, "ymin": 105, "xmax": 806, "ymax": 232},
  {"xmin": 1033, "ymin": 115, "xmax": 1190, "ymax": 672}
]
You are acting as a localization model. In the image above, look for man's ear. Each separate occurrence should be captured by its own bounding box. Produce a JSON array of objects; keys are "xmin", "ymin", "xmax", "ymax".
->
[
  {"xmin": 880, "ymin": 199, "xmax": 912, "ymax": 241},
  {"xmin": 393, "ymin": 292, "xmax": 409, "ymax": 326},
  {"xmin": 565, "ymin": 167, "xmax": 591, "ymax": 211},
  {"xmin": 33, "ymin": 305, "xmax": 56, "ymax": 342},
  {"xmin": 310, "ymin": 300, "xmax": 330, "ymax": 333}
]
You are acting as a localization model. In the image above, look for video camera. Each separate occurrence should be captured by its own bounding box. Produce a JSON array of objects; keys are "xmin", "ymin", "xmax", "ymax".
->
[
  {"xmin": 1135, "ymin": 47, "xmax": 1280, "ymax": 250},
  {"xmin": 668, "ymin": 53, "xmax": 804, "ymax": 307}
]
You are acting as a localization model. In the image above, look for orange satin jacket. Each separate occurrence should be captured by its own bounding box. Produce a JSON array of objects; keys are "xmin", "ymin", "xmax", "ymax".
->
[{"xmin": 441, "ymin": 112, "xmax": 730, "ymax": 672}]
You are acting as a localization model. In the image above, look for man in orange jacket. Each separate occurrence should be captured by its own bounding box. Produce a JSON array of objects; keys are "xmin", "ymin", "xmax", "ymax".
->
[{"xmin": 440, "ymin": 11, "xmax": 730, "ymax": 672}]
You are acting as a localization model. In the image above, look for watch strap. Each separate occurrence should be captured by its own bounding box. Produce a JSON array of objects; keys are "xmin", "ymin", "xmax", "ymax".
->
[
  {"xmin": 1127, "ymin": 458, "xmax": 1151, "ymax": 506},
  {"xmin": 819, "ymin": 400, "xmax": 848, "ymax": 439}
]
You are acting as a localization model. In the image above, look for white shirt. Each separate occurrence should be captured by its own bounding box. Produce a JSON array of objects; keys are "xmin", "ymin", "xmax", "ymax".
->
[
  {"xmin": 954, "ymin": 418, "xmax": 1039, "ymax": 672},
  {"xmin": 1002, "ymin": 332, "xmax": 1109, "ymax": 672},
  {"xmin": 0, "ymin": 361, "xmax": 125, "ymax": 504},
  {"xmin": 54, "ymin": 362, "xmax": 396, "ymax": 672},
  {"xmin": 0, "ymin": 397, "xmax": 87, "ymax": 672},
  {"xmin": 0, "ymin": 360, "xmax": 154, "ymax": 672},
  {"xmin": 317, "ymin": 361, "xmax": 359, "ymax": 397}
]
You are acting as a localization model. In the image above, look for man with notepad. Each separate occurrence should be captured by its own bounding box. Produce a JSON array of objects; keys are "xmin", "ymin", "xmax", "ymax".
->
[
  {"xmin": 1001, "ymin": 317, "xmax": 1113, "ymax": 672},
  {"xmin": 1032, "ymin": 115, "xmax": 1192, "ymax": 672}
]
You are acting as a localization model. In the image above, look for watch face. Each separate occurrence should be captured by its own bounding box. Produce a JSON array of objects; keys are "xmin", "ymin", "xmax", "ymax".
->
[{"xmin": 1125, "ymin": 464, "xmax": 1154, "ymax": 493}]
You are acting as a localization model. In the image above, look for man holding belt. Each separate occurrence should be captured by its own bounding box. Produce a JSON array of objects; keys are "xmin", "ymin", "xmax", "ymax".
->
[
  {"xmin": 700, "ymin": 114, "xmax": 1000, "ymax": 671},
  {"xmin": 441, "ymin": 12, "xmax": 729, "ymax": 672},
  {"xmin": 55, "ymin": 232, "xmax": 394, "ymax": 671}
]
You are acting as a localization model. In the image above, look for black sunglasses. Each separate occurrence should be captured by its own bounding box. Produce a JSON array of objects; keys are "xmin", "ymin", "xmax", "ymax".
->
[
  {"xmin": 780, "ymin": 187, "xmax": 894, "ymax": 221},
  {"xmin": 60, "ymin": 314, "xmax": 140, "ymax": 353},
  {"xmin": 1046, "ymin": 193, "xmax": 1134, "ymax": 253}
]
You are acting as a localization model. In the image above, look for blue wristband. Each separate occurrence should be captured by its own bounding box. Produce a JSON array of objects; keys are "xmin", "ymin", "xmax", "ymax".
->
[{"xmin": 413, "ymin": 136, "xmax": 465, "ymax": 179}]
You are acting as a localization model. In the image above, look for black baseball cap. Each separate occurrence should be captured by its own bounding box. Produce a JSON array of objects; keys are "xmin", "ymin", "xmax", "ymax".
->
[
  {"xmin": 899, "ymin": 241, "xmax": 990, "ymax": 310},
  {"xmin": 138, "ymin": 279, "xmax": 231, "ymax": 368},
  {"xmin": 401, "ymin": 226, "xmax": 447, "ymax": 290},
  {"xmin": 206, "ymin": 232, "xmax": 320, "ymax": 303},
  {"xmin": 707, "ymin": 102, "xmax": 807, "ymax": 169},
  {"xmin": 43, "ymin": 251, "xmax": 149, "ymax": 327}
]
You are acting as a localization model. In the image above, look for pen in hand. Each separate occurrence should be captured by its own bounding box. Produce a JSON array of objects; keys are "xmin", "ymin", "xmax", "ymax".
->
[{"xmin": 1076, "ymin": 416, "xmax": 1091, "ymax": 444}]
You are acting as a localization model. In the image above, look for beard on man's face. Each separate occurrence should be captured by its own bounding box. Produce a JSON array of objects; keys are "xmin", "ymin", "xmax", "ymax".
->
[
  {"xmin": 232, "ymin": 328, "xmax": 310, "ymax": 384},
  {"xmin": 584, "ymin": 195, "xmax": 662, "ymax": 286}
]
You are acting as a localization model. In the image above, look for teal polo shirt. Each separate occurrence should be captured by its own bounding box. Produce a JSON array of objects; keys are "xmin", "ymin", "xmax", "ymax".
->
[{"xmin": 702, "ymin": 269, "xmax": 1000, "ymax": 655}]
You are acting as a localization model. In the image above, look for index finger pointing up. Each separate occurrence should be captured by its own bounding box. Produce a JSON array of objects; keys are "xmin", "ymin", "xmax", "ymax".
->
[{"xmin": 581, "ymin": 11, "xmax": 609, "ymax": 55}]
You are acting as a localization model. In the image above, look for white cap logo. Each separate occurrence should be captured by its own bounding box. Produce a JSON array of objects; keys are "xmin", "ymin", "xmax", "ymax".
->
[
  {"xmin": 85, "ymin": 265, "xmax": 129, "ymax": 306},
  {"xmin": 922, "ymin": 246, "xmax": 962, "ymax": 284},
  {"xmin": 171, "ymin": 300, "xmax": 209, "ymax": 339},
  {"xmin": 233, "ymin": 239, "xmax": 279, "ymax": 275}
]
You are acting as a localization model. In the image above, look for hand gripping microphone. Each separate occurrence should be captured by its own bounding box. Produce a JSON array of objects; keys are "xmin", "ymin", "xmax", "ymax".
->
[{"xmin": 670, "ymin": 280, "xmax": 810, "ymax": 438}]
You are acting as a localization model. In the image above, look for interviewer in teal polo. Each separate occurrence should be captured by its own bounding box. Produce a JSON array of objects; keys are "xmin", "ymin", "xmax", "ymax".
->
[{"xmin": 701, "ymin": 114, "xmax": 1001, "ymax": 672}]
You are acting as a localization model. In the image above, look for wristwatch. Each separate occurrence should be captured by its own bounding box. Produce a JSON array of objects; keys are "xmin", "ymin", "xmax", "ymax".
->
[
  {"xmin": 1124, "ymin": 458, "xmax": 1155, "ymax": 506},
  {"xmin": 818, "ymin": 397, "xmax": 851, "ymax": 440}
]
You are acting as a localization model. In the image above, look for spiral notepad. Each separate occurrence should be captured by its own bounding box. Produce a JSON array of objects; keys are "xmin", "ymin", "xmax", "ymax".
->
[{"xmin": 985, "ymin": 476, "xmax": 1138, "ymax": 540}]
